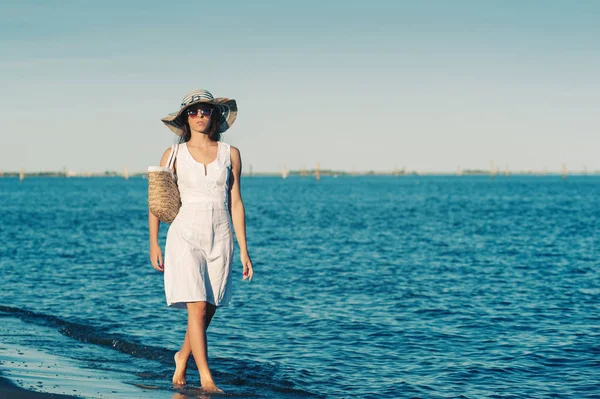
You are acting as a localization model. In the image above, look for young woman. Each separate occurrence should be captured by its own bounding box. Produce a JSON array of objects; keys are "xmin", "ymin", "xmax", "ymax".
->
[{"xmin": 148, "ymin": 89, "xmax": 254, "ymax": 392}]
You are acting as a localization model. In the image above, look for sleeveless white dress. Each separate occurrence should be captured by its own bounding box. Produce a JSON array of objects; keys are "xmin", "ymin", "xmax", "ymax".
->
[{"xmin": 163, "ymin": 141, "xmax": 234, "ymax": 308}]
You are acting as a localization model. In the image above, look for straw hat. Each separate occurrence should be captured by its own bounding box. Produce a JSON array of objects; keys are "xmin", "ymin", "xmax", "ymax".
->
[{"xmin": 161, "ymin": 89, "xmax": 237, "ymax": 136}]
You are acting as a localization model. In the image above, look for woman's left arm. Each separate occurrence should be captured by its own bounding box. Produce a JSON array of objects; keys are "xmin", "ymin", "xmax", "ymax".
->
[{"xmin": 229, "ymin": 145, "xmax": 254, "ymax": 281}]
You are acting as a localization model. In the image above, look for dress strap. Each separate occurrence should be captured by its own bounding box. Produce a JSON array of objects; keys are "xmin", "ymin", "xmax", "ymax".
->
[
  {"xmin": 222, "ymin": 142, "xmax": 231, "ymax": 166},
  {"xmin": 166, "ymin": 144, "xmax": 179, "ymax": 171}
]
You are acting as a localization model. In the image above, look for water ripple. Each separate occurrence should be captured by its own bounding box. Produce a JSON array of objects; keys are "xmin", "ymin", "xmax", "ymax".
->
[{"xmin": 1, "ymin": 176, "xmax": 599, "ymax": 398}]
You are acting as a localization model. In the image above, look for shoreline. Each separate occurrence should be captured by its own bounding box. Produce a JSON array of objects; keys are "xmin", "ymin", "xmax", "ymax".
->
[
  {"xmin": 0, "ymin": 317, "xmax": 169, "ymax": 399},
  {"xmin": 0, "ymin": 376, "xmax": 81, "ymax": 399},
  {"xmin": 1, "ymin": 171, "xmax": 598, "ymax": 178}
]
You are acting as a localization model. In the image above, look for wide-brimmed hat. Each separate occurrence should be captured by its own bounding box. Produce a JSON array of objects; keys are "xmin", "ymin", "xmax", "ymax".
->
[{"xmin": 161, "ymin": 89, "xmax": 237, "ymax": 136}]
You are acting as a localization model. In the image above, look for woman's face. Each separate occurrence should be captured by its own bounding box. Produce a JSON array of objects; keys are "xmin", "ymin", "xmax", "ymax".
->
[{"xmin": 186, "ymin": 104, "xmax": 213, "ymax": 134}]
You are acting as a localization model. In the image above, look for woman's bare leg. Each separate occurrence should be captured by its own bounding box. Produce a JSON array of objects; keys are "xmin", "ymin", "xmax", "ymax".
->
[
  {"xmin": 179, "ymin": 302, "xmax": 220, "ymax": 391},
  {"xmin": 172, "ymin": 304, "xmax": 216, "ymax": 385}
]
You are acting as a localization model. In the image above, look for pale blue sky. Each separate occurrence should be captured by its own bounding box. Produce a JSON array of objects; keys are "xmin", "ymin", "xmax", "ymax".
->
[{"xmin": 1, "ymin": 0, "xmax": 599, "ymax": 173}]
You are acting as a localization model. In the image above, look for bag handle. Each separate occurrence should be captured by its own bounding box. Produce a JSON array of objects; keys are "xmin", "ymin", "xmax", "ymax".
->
[{"xmin": 166, "ymin": 144, "xmax": 179, "ymax": 171}]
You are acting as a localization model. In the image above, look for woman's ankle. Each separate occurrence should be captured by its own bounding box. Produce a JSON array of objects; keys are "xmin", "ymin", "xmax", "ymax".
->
[
  {"xmin": 199, "ymin": 371, "xmax": 214, "ymax": 381},
  {"xmin": 176, "ymin": 350, "xmax": 190, "ymax": 363}
]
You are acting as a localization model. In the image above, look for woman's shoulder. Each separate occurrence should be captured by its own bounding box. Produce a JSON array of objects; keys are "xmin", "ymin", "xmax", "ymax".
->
[
  {"xmin": 227, "ymin": 145, "xmax": 241, "ymax": 165},
  {"xmin": 159, "ymin": 147, "xmax": 171, "ymax": 165},
  {"xmin": 160, "ymin": 144, "xmax": 182, "ymax": 166},
  {"xmin": 219, "ymin": 141, "xmax": 237, "ymax": 156},
  {"xmin": 220, "ymin": 141, "xmax": 236, "ymax": 151}
]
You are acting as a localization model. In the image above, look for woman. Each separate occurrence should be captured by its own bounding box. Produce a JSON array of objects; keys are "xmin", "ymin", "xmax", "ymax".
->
[{"xmin": 148, "ymin": 89, "xmax": 254, "ymax": 392}]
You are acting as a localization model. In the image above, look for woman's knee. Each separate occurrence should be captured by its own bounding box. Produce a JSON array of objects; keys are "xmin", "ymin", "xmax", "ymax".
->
[{"xmin": 186, "ymin": 301, "xmax": 208, "ymax": 318}]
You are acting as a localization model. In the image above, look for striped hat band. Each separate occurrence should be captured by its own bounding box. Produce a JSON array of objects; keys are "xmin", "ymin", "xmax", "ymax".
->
[{"xmin": 180, "ymin": 90, "xmax": 215, "ymax": 107}]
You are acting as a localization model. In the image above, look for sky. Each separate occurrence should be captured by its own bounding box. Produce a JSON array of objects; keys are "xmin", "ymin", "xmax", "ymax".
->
[{"xmin": 1, "ymin": 0, "xmax": 599, "ymax": 174}]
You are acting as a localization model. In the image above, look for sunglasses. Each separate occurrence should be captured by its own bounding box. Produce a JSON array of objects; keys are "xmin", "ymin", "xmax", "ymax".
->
[{"xmin": 187, "ymin": 108, "xmax": 213, "ymax": 118}]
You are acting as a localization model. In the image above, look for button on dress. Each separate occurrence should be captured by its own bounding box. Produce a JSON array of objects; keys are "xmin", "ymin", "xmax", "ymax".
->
[{"xmin": 163, "ymin": 141, "xmax": 234, "ymax": 308}]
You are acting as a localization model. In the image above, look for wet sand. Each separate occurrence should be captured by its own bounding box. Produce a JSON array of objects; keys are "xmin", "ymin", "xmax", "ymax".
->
[
  {"xmin": 0, "ymin": 316, "xmax": 242, "ymax": 399},
  {"xmin": 0, "ymin": 375, "xmax": 80, "ymax": 399},
  {"xmin": 0, "ymin": 341, "xmax": 166, "ymax": 399}
]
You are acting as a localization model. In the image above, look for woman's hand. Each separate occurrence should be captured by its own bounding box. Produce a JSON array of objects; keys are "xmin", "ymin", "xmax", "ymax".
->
[
  {"xmin": 241, "ymin": 252, "xmax": 254, "ymax": 281},
  {"xmin": 150, "ymin": 242, "xmax": 164, "ymax": 272}
]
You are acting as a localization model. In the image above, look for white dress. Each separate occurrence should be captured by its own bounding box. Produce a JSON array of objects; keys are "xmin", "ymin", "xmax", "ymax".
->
[{"xmin": 163, "ymin": 141, "xmax": 234, "ymax": 308}]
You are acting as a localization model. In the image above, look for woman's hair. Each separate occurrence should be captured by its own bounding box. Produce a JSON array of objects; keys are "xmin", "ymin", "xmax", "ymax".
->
[{"xmin": 178, "ymin": 104, "xmax": 221, "ymax": 143}]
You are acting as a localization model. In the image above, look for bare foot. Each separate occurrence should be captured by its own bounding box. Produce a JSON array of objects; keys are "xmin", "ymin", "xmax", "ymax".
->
[
  {"xmin": 201, "ymin": 378, "xmax": 223, "ymax": 393},
  {"xmin": 172, "ymin": 351, "xmax": 187, "ymax": 385}
]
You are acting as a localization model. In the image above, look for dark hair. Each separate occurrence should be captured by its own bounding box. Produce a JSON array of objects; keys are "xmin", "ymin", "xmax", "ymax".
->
[{"xmin": 178, "ymin": 104, "xmax": 221, "ymax": 143}]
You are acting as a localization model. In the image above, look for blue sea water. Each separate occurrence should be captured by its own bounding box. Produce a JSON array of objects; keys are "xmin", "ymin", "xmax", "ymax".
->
[{"xmin": 0, "ymin": 175, "xmax": 599, "ymax": 399}]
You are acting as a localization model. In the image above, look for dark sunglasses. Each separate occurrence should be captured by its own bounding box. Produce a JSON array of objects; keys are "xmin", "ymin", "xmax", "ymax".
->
[{"xmin": 187, "ymin": 108, "xmax": 213, "ymax": 118}]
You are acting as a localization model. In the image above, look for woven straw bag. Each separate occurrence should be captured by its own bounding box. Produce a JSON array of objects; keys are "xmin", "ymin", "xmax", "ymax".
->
[{"xmin": 148, "ymin": 144, "xmax": 181, "ymax": 223}]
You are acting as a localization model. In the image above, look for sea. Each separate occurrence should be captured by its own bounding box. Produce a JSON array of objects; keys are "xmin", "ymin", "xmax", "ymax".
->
[{"xmin": 0, "ymin": 175, "xmax": 598, "ymax": 399}]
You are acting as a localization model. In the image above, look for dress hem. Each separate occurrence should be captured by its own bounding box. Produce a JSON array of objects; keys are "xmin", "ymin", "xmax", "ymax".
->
[{"xmin": 167, "ymin": 298, "xmax": 231, "ymax": 309}]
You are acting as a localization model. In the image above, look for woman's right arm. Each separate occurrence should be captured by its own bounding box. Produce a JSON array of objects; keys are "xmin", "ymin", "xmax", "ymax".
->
[{"xmin": 149, "ymin": 147, "xmax": 175, "ymax": 272}]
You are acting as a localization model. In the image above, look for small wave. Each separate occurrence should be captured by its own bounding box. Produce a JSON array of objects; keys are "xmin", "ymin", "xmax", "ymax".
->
[
  {"xmin": 0, "ymin": 304, "xmax": 172, "ymax": 362},
  {"xmin": 0, "ymin": 304, "xmax": 320, "ymax": 397}
]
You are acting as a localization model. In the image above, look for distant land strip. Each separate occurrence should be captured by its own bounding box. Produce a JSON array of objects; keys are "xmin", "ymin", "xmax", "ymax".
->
[{"xmin": 1, "ymin": 169, "xmax": 599, "ymax": 178}]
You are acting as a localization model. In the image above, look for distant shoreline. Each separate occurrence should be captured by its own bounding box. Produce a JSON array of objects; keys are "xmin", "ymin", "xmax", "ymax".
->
[{"xmin": 0, "ymin": 170, "xmax": 598, "ymax": 178}]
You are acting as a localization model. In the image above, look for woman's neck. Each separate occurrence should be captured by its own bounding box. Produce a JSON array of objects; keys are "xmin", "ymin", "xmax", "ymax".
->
[{"xmin": 187, "ymin": 133, "xmax": 215, "ymax": 148}]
